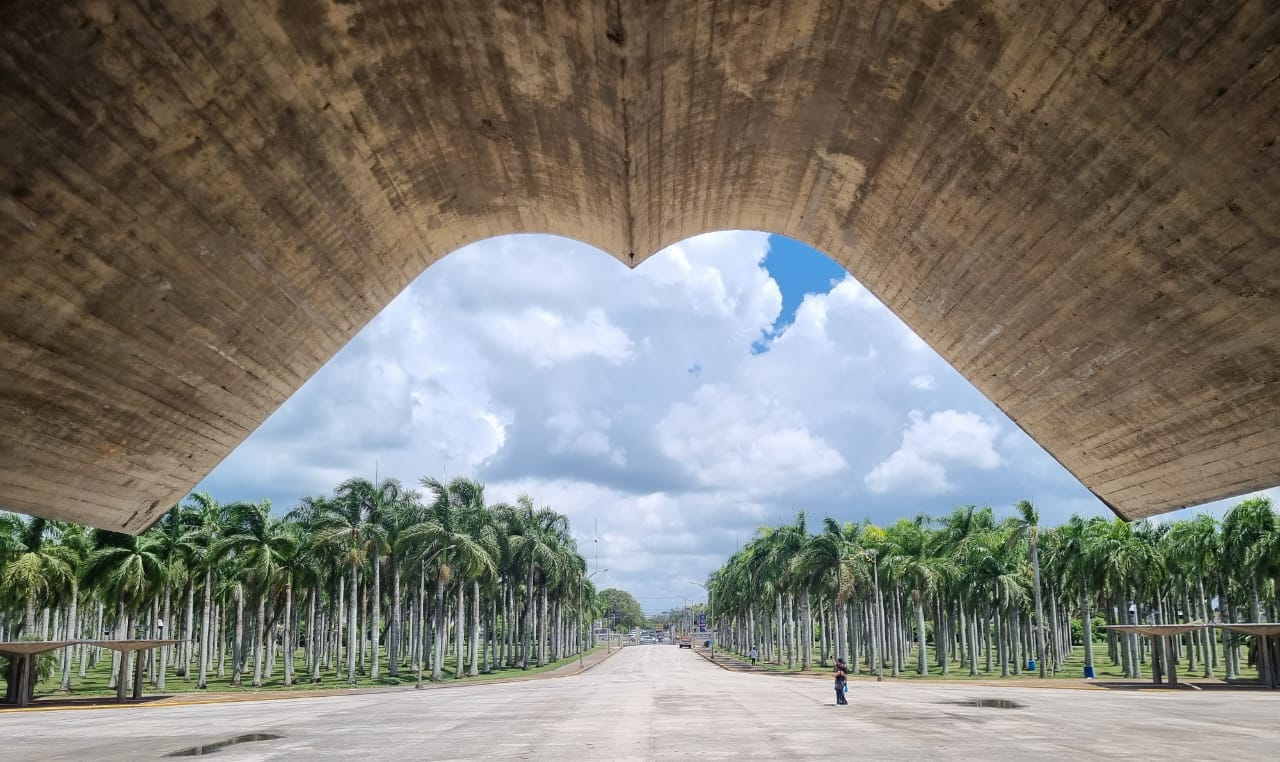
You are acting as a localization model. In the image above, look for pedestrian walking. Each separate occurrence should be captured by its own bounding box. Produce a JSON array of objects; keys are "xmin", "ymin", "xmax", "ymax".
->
[
  {"xmin": 834, "ymin": 658, "xmax": 848, "ymax": 705},
  {"xmin": 749, "ymin": 646, "xmax": 758, "ymax": 666}
]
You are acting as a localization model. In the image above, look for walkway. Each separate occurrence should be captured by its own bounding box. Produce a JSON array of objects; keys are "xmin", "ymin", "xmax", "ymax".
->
[
  {"xmin": 2, "ymin": 644, "xmax": 619, "ymax": 711},
  {"xmin": 2, "ymin": 644, "xmax": 1277, "ymax": 760}
]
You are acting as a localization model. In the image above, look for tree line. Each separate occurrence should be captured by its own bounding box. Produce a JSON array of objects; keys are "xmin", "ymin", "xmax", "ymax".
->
[
  {"xmin": 707, "ymin": 497, "xmax": 1278, "ymax": 681},
  {"xmin": 1, "ymin": 476, "xmax": 605, "ymax": 697},
  {"xmin": 598, "ymin": 588, "xmax": 646, "ymax": 630}
]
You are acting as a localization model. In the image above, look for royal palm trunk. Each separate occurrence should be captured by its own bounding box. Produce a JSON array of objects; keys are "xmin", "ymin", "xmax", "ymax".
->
[
  {"xmin": 252, "ymin": 593, "xmax": 266, "ymax": 687},
  {"xmin": 59, "ymin": 580, "xmax": 79, "ymax": 690},
  {"xmin": 346, "ymin": 562, "xmax": 359, "ymax": 684},
  {"xmin": 159, "ymin": 584, "xmax": 172, "ymax": 689},
  {"xmin": 181, "ymin": 580, "xmax": 194, "ymax": 679},
  {"xmin": 915, "ymin": 595, "xmax": 927, "ymax": 675},
  {"xmin": 469, "ymin": 579, "xmax": 481, "ymax": 677},
  {"xmin": 370, "ymin": 550, "xmax": 381, "ymax": 680},
  {"xmin": 522, "ymin": 562, "xmax": 535, "ymax": 669},
  {"xmin": 455, "ymin": 581, "xmax": 465, "ymax": 679},
  {"xmin": 389, "ymin": 563, "xmax": 401, "ymax": 676},
  {"xmin": 432, "ymin": 573, "xmax": 447, "ymax": 681},
  {"xmin": 230, "ymin": 583, "xmax": 245, "ymax": 686}
]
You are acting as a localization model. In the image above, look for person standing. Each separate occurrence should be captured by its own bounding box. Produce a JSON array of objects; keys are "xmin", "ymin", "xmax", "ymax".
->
[
  {"xmin": 749, "ymin": 646, "xmax": 758, "ymax": 666},
  {"xmin": 834, "ymin": 658, "xmax": 848, "ymax": 705}
]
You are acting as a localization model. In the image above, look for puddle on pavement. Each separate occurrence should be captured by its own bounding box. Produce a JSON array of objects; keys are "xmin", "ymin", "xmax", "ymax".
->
[
  {"xmin": 941, "ymin": 699, "xmax": 1024, "ymax": 709},
  {"xmin": 165, "ymin": 733, "xmax": 284, "ymax": 756}
]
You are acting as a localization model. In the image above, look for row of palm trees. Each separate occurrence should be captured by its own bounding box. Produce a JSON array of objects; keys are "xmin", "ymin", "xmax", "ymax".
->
[
  {"xmin": 1, "ymin": 476, "xmax": 601, "ymax": 695},
  {"xmin": 707, "ymin": 497, "xmax": 1278, "ymax": 681}
]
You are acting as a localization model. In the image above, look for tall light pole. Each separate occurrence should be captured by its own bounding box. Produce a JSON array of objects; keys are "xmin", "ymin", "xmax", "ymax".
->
[
  {"xmin": 689, "ymin": 580, "xmax": 711, "ymax": 656},
  {"xmin": 416, "ymin": 544, "xmax": 456, "ymax": 689},
  {"xmin": 580, "ymin": 569, "xmax": 607, "ymax": 668}
]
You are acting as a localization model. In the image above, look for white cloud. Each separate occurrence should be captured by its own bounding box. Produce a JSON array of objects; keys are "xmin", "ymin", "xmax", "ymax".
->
[
  {"xmin": 546, "ymin": 409, "xmax": 626, "ymax": 465},
  {"xmin": 865, "ymin": 410, "xmax": 1002, "ymax": 495},
  {"xmin": 481, "ymin": 307, "xmax": 633, "ymax": 368},
  {"xmin": 655, "ymin": 385, "xmax": 847, "ymax": 492},
  {"xmin": 865, "ymin": 451, "xmax": 952, "ymax": 495},
  {"xmin": 198, "ymin": 231, "xmax": 1114, "ymax": 609}
]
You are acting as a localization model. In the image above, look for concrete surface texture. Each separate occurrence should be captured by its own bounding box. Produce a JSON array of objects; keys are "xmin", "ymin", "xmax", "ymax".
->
[
  {"xmin": 3, "ymin": 645, "xmax": 1279, "ymax": 760},
  {"xmin": 2, "ymin": 1, "xmax": 1278, "ymax": 531}
]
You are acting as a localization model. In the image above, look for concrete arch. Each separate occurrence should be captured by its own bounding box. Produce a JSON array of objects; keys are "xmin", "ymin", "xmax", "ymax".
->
[{"xmin": 1, "ymin": 1, "xmax": 1277, "ymax": 531}]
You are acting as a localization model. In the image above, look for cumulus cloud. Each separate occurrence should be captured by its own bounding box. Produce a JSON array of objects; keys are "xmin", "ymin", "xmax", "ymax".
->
[
  {"xmin": 197, "ymin": 231, "xmax": 1117, "ymax": 610},
  {"xmin": 864, "ymin": 410, "xmax": 1002, "ymax": 495},
  {"xmin": 655, "ymin": 384, "xmax": 847, "ymax": 492},
  {"xmin": 481, "ymin": 307, "xmax": 633, "ymax": 368}
]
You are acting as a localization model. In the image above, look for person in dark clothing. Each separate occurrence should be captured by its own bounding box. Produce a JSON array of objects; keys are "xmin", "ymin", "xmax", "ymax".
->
[{"xmin": 834, "ymin": 658, "xmax": 848, "ymax": 705}]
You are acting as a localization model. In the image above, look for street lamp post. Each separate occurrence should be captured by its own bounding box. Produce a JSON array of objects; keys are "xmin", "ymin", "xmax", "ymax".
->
[
  {"xmin": 689, "ymin": 580, "xmax": 711, "ymax": 658},
  {"xmin": 580, "ymin": 569, "xmax": 607, "ymax": 669}
]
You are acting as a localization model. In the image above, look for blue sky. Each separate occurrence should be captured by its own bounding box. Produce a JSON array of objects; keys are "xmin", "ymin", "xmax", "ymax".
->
[
  {"xmin": 754, "ymin": 235, "xmax": 848, "ymax": 352},
  {"xmin": 196, "ymin": 232, "xmax": 1276, "ymax": 612}
]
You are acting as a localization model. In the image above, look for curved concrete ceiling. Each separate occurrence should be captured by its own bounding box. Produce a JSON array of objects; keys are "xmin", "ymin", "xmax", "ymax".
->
[{"xmin": 1, "ymin": 1, "xmax": 1277, "ymax": 532}]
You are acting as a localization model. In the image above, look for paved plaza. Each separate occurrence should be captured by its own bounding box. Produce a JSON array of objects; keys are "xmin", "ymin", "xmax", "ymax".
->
[{"xmin": 3, "ymin": 646, "xmax": 1278, "ymax": 760}]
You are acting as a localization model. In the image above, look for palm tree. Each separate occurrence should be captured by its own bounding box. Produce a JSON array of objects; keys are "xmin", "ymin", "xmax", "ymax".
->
[
  {"xmin": 148, "ymin": 505, "xmax": 198, "ymax": 687},
  {"xmin": 883, "ymin": 517, "xmax": 950, "ymax": 676},
  {"xmin": 933, "ymin": 505, "xmax": 996, "ymax": 676},
  {"xmin": 959, "ymin": 524, "xmax": 1028, "ymax": 677},
  {"xmin": 1163, "ymin": 513, "xmax": 1221, "ymax": 677},
  {"xmin": 1222, "ymin": 497, "xmax": 1276, "ymax": 622},
  {"xmin": 181, "ymin": 491, "xmax": 223, "ymax": 689},
  {"xmin": 217, "ymin": 500, "xmax": 296, "ymax": 687},
  {"xmin": 0, "ymin": 475, "xmax": 604, "ymax": 696},
  {"xmin": 1055, "ymin": 515, "xmax": 1106, "ymax": 678},
  {"xmin": 313, "ymin": 486, "xmax": 382, "ymax": 685},
  {"xmin": 1010, "ymin": 500, "xmax": 1048, "ymax": 678},
  {"xmin": 53, "ymin": 523, "xmax": 91, "ymax": 690},
  {"xmin": 791, "ymin": 518, "xmax": 861, "ymax": 664},
  {"xmin": 1093, "ymin": 519, "xmax": 1162, "ymax": 678},
  {"xmin": 1222, "ymin": 497, "xmax": 1276, "ymax": 682},
  {"xmin": 0, "ymin": 515, "xmax": 76, "ymax": 638},
  {"xmin": 401, "ymin": 477, "xmax": 495, "ymax": 680},
  {"xmin": 286, "ymin": 494, "xmax": 335, "ymax": 683},
  {"xmin": 84, "ymin": 530, "xmax": 164, "ymax": 701},
  {"xmin": 328, "ymin": 477, "xmax": 412, "ymax": 680},
  {"xmin": 759, "ymin": 513, "xmax": 809, "ymax": 669},
  {"xmin": 381, "ymin": 494, "xmax": 423, "ymax": 678},
  {"xmin": 458, "ymin": 501, "xmax": 502, "ymax": 677},
  {"xmin": 507, "ymin": 495, "xmax": 571, "ymax": 670}
]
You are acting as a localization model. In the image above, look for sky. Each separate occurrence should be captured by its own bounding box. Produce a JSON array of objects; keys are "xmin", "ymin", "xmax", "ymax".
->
[{"xmin": 196, "ymin": 232, "xmax": 1278, "ymax": 614}]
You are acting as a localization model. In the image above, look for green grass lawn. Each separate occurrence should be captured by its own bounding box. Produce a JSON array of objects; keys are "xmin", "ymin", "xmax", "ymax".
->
[
  {"xmin": 16, "ymin": 645, "xmax": 606, "ymax": 700},
  {"xmin": 717, "ymin": 643, "xmax": 1262, "ymax": 682}
]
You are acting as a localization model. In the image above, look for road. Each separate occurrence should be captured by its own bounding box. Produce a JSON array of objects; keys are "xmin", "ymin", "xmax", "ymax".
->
[{"xmin": 3, "ymin": 645, "xmax": 1279, "ymax": 760}]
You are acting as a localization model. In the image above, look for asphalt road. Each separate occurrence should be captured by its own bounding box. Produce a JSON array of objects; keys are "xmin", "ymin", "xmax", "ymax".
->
[{"xmin": 3, "ymin": 645, "xmax": 1279, "ymax": 760}]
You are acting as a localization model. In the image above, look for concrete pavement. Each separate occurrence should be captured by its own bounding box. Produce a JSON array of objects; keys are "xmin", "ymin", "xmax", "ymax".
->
[
  {"xmin": 2, "ymin": 644, "xmax": 1278, "ymax": 760},
  {"xmin": 1, "ymin": 643, "xmax": 620, "ymax": 712}
]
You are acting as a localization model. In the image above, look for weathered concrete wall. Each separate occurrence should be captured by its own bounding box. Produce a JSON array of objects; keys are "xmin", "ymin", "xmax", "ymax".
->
[{"xmin": 1, "ymin": 1, "xmax": 1277, "ymax": 531}]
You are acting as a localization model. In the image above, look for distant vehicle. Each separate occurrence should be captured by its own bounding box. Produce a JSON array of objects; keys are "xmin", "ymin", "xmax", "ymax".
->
[
  {"xmin": 639, "ymin": 635, "xmax": 657, "ymax": 644},
  {"xmin": 677, "ymin": 634, "xmax": 692, "ymax": 649}
]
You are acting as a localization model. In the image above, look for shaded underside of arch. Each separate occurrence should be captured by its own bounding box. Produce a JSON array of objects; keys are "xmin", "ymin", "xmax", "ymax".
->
[{"xmin": 1, "ymin": 0, "xmax": 1277, "ymax": 532}]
